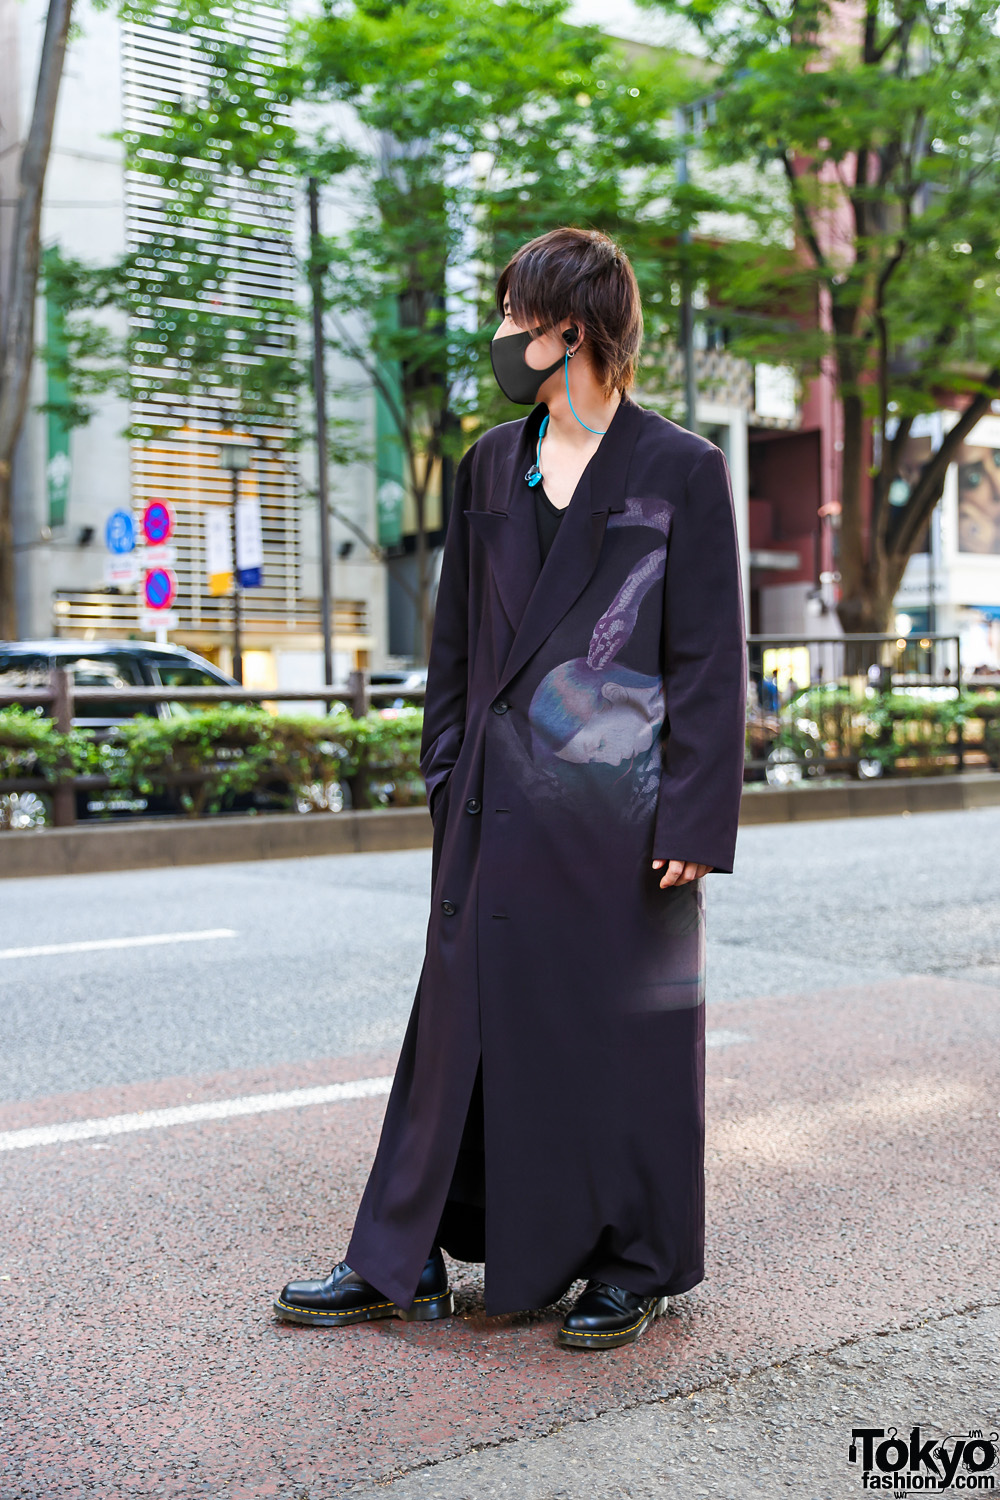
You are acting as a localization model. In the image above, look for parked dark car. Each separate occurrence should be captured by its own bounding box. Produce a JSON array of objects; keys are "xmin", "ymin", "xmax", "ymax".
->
[
  {"xmin": 0, "ymin": 638, "xmax": 238, "ymax": 725},
  {"xmin": 0, "ymin": 639, "xmax": 248, "ymax": 822}
]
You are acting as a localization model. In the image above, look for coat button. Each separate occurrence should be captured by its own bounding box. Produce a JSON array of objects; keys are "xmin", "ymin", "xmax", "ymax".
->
[
  {"xmin": 492, "ymin": 698, "xmax": 509, "ymax": 715},
  {"xmin": 465, "ymin": 797, "xmax": 481, "ymax": 815},
  {"xmin": 441, "ymin": 899, "xmax": 457, "ymax": 916}
]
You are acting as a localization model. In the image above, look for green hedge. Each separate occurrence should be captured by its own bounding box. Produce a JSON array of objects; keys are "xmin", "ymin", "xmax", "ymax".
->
[
  {"xmin": 0, "ymin": 704, "xmax": 425, "ymax": 821},
  {"xmin": 0, "ymin": 705, "xmax": 98, "ymax": 782},
  {"xmin": 774, "ymin": 688, "xmax": 1000, "ymax": 770},
  {"xmin": 5, "ymin": 687, "xmax": 1000, "ymax": 828}
]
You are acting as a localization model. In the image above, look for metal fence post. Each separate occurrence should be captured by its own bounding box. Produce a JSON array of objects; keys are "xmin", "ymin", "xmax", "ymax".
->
[
  {"xmin": 348, "ymin": 669, "xmax": 369, "ymax": 720},
  {"xmin": 956, "ymin": 635, "xmax": 965, "ymax": 770},
  {"xmin": 51, "ymin": 667, "xmax": 77, "ymax": 828}
]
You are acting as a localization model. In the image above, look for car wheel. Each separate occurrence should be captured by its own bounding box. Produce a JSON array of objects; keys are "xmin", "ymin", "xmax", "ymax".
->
[
  {"xmin": 294, "ymin": 779, "xmax": 346, "ymax": 814},
  {"xmin": 765, "ymin": 746, "xmax": 804, "ymax": 787},
  {"xmin": 0, "ymin": 791, "xmax": 52, "ymax": 829}
]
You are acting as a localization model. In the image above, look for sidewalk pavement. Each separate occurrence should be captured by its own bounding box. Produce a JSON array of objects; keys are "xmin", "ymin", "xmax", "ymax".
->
[
  {"xmin": 3, "ymin": 820, "xmax": 999, "ymax": 1498},
  {"xmin": 343, "ymin": 1303, "xmax": 1000, "ymax": 1499},
  {"xmin": 2, "ymin": 972, "xmax": 997, "ymax": 1498}
]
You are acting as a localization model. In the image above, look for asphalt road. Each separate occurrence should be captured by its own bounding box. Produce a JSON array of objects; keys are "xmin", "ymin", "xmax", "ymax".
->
[
  {"xmin": 2, "ymin": 805, "xmax": 999, "ymax": 1103},
  {"xmin": 1, "ymin": 805, "xmax": 998, "ymax": 1499}
]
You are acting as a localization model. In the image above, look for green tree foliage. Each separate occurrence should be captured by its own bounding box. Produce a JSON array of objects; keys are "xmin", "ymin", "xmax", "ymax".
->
[
  {"xmin": 640, "ymin": 0, "xmax": 1000, "ymax": 634},
  {"xmin": 293, "ymin": 0, "xmax": 756, "ymax": 655},
  {"xmin": 47, "ymin": 0, "xmax": 749, "ymax": 657}
]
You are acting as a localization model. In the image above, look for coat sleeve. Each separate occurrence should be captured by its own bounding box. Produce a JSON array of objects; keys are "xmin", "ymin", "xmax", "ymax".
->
[
  {"xmin": 420, "ymin": 445, "xmax": 475, "ymax": 821},
  {"xmin": 652, "ymin": 444, "xmax": 747, "ymax": 874}
]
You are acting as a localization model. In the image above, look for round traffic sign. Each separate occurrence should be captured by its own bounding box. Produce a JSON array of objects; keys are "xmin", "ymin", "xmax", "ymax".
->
[
  {"xmin": 105, "ymin": 510, "xmax": 136, "ymax": 555},
  {"xmin": 143, "ymin": 501, "xmax": 174, "ymax": 546},
  {"xmin": 144, "ymin": 567, "xmax": 176, "ymax": 611}
]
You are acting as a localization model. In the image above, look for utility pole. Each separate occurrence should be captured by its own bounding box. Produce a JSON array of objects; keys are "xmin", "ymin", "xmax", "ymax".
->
[
  {"xmin": 218, "ymin": 443, "xmax": 252, "ymax": 684},
  {"xmin": 230, "ymin": 466, "xmax": 242, "ymax": 684},
  {"xmin": 673, "ymin": 107, "xmax": 698, "ymax": 434},
  {"xmin": 308, "ymin": 177, "xmax": 335, "ymax": 703}
]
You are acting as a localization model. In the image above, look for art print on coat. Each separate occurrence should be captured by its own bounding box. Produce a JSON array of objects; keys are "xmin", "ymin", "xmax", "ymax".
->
[{"xmin": 346, "ymin": 393, "xmax": 747, "ymax": 1318}]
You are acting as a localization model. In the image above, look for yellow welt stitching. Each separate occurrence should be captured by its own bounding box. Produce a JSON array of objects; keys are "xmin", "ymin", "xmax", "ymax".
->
[
  {"xmin": 560, "ymin": 1308, "xmax": 655, "ymax": 1339},
  {"xmin": 275, "ymin": 1297, "xmax": 393, "ymax": 1318},
  {"xmin": 275, "ymin": 1291, "xmax": 447, "ymax": 1319}
]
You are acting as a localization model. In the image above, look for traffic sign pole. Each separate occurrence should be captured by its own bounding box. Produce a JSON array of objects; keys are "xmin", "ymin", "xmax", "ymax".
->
[
  {"xmin": 230, "ymin": 470, "xmax": 242, "ymax": 684},
  {"xmin": 140, "ymin": 504, "xmax": 176, "ymax": 640}
]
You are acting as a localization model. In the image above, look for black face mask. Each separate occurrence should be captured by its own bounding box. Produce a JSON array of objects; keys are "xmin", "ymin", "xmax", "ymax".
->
[{"xmin": 490, "ymin": 327, "xmax": 565, "ymax": 406}]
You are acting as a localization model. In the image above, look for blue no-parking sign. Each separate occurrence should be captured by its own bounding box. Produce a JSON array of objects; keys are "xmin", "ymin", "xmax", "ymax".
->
[
  {"xmin": 143, "ymin": 567, "xmax": 176, "ymax": 611},
  {"xmin": 105, "ymin": 510, "xmax": 136, "ymax": 555},
  {"xmin": 143, "ymin": 501, "xmax": 173, "ymax": 546}
]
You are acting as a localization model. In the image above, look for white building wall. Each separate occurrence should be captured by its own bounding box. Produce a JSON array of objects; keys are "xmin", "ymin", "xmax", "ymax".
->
[
  {"xmin": 2, "ymin": 0, "xmax": 386, "ymax": 673},
  {"xmin": 895, "ymin": 410, "xmax": 1000, "ymax": 670},
  {"xmin": 3, "ymin": 0, "xmax": 132, "ymax": 636}
]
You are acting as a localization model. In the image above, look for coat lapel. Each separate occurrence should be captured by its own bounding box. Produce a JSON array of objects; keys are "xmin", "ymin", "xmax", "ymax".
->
[
  {"xmin": 495, "ymin": 395, "xmax": 643, "ymax": 694},
  {"xmin": 464, "ymin": 405, "xmax": 544, "ymax": 639}
]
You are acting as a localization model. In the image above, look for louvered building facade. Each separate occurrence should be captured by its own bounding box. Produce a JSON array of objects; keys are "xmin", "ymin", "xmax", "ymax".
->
[{"xmin": 2, "ymin": 0, "xmax": 384, "ymax": 682}]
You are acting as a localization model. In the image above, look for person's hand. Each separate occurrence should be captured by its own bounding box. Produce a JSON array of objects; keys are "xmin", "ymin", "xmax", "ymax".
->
[{"xmin": 652, "ymin": 859, "xmax": 713, "ymax": 888}]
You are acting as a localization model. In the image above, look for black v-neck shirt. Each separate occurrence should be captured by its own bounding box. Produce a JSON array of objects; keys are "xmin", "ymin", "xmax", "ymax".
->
[{"xmin": 535, "ymin": 483, "xmax": 567, "ymax": 562}]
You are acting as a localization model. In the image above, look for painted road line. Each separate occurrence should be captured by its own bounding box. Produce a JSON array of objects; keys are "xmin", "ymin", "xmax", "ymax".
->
[
  {"xmin": 0, "ymin": 929, "xmax": 238, "ymax": 961},
  {"xmin": 706, "ymin": 1029, "xmax": 751, "ymax": 1048},
  {"xmin": 0, "ymin": 1076, "xmax": 394, "ymax": 1153}
]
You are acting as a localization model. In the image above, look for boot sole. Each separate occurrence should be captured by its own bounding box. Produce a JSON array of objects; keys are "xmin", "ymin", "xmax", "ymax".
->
[
  {"xmin": 556, "ymin": 1295, "xmax": 668, "ymax": 1350},
  {"xmin": 273, "ymin": 1290, "xmax": 454, "ymax": 1327}
]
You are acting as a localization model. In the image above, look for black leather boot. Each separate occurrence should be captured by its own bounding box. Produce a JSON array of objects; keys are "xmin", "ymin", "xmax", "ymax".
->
[
  {"xmin": 274, "ymin": 1248, "xmax": 453, "ymax": 1327},
  {"xmin": 557, "ymin": 1280, "xmax": 668, "ymax": 1349}
]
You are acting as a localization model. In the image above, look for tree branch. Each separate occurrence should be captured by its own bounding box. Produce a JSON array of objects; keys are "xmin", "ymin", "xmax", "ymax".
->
[
  {"xmin": 781, "ymin": 152, "xmax": 828, "ymax": 271},
  {"xmin": 0, "ymin": 0, "xmax": 74, "ymax": 458},
  {"xmin": 894, "ymin": 369, "xmax": 1000, "ymax": 557}
]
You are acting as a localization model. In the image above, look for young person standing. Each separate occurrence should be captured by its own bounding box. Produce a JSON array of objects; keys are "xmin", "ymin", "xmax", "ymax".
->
[{"xmin": 275, "ymin": 226, "xmax": 746, "ymax": 1349}]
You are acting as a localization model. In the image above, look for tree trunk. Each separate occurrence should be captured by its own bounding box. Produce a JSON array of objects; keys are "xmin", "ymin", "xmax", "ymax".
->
[
  {"xmin": 836, "ymin": 591, "xmax": 896, "ymax": 674},
  {"xmin": 415, "ymin": 485, "xmax": 428, "ymax": 664},
  {"xmin": 0, "ymin": 0, "xmax": 75, "ymax": 639},
  {"xmin": 0, "ymin": 466, "xmax": 14, "ymax": 638}
]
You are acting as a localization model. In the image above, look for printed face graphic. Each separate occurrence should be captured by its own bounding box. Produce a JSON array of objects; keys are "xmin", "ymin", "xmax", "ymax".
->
[
  {"xmin": 530, "ymin": 660, "xmax": 665, "ymax": 769},
  {"xmin": 958, "ymin": 447, "xmax": 1000, "ymax": 554}
]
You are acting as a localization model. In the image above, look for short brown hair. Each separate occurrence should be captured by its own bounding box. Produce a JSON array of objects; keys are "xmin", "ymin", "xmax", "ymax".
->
[{"xmin": 495, "ymin": 227, "xmax": 643, "ymax": 398}]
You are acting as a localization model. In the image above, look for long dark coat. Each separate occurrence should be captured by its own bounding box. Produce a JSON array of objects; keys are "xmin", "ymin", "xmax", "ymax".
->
[{"xmin": 346, "ymin": 394, "xmax": 747, "ymax": 1316}]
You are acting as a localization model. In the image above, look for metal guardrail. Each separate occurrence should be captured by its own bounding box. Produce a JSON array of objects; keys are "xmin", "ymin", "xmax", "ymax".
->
[
  {"xmin": 0, "ymin": 668, "xmax": 425, "ymax": 716},
  {"xmin": 743, "ymin": 632, "xmax": 978, "ymax": 780},
  {"xmin": 3, "ymin": 639, "xmax": 998, "ymax": 827},
  {"xmin": 0, "ymin": 669, "xmax": 427, "ymax": 828}
]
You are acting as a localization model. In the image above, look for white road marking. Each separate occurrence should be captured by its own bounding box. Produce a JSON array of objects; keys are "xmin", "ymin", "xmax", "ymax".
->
[
  {"xmin": 706, "ymin": 1029, "xmax": 752, "ymax": 1048},
  {"xmin": 0, "ymin": 1076, "xmax": 394, "ymax": 1153},
  {"xmin": 1, "ymin": 1036, "xmax": 747, "ymax": 1155},
  {"xmin": 0, "ymin": 929, "xmax": 238, "ymax": 961}
]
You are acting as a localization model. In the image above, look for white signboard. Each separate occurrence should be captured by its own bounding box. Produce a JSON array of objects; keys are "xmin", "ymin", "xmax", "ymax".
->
[
  {"xmin": 235, "ymin": 494, "xmax": 264, "ymax": 586},
  {"xmin": 206, "ymin": 507, "xmax": 233, "ymax": 595},
  {"xmin": 141, "ymin": 544, "xmax": 176, "ymax": 568},
  {"xmin": 104, "ymin": 556, "xmax": 139, "ymax": 587}
]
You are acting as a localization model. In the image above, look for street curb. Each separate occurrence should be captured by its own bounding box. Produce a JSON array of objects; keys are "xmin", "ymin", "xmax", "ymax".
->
[
  {"xmin": 1, "ymin": 773, "xmax": 998, "ymax": 878},
  {"xmin": 739, "ymin": 770, "xmax": 1000, "ymax": 824},
  {"xmin": 0, "ymin": 806, "xmax": 434, "ymax": 879}
]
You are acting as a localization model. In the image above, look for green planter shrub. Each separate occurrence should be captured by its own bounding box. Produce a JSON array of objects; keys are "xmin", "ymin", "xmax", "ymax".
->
[{"xmin": 99, "ymin": 705, "xmax": 425, "ymax": 816}]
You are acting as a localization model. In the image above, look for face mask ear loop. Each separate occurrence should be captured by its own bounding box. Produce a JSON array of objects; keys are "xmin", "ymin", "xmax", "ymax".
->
[{"xmin": 564, "ymin": 347, "xmax": 608, "ymax": 435}]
